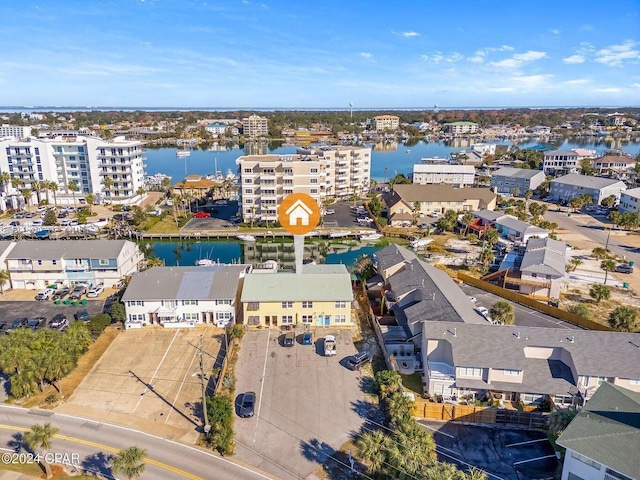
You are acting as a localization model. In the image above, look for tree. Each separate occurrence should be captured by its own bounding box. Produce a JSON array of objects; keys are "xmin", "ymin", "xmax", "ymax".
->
[
  {"xmin": 567, "ymin": 303, "xmax": 592, "ymax": 320},
  {"xmin": 45, "ymin": 181, "xmax": 59, "ymax": 206},
  {"xmin": 589, "ymin": 284, "xmax": 611, "ymax": 303},
  {"xmin": 357, "ymin": 430, "xmax": 387, "ymax": 474},
  {"xmin": 20, "ymin": 188, "xmax": 32, "ymax": 208},
  {"xmin": 510, "ymin": 187, "xmax": 520, "ymax": 198},
  {"xmin": 103, "ymin": 176, "xmax": 114, "ymax": 199},
  {"xmin": 483, "ymin": 227, "xmax": 499, "ymax": 245},
  {"xmin": 31, "ymin": 180, "xmax": 43, "ymax": 205},
  {"xmin": 0, "ymin": 269, "xmax": 9, "ymax": 293},
  {"xmin": 601, "ymin": 195, "xmax": 617, "ymax": 208},
  {"xmin": 68, "ymin": 180, "xmax": 79, "ymax": 209},
  {"xmin": 389, "ymin": 173, "xmax": 411, "ymax": 186},
  {"xmin": 437, "ymin": 209, "xmax": 458, "ymax": 232},
  {"xmin": 111, "ymin": 446, "xmax": 147, "ymax": 480},
  {"xmin": 136, "ymin": 186, "xmax": 146, "ymax": 197},
  {"xmin": 608, "ymin": 306, "xmax": 638, "ymax": 332},
  {"xmin": 479, "ymin": 246, "xmax": 494, "ymax": 271},
  {"xmin": 411, "ymin": 201, "xmax": 421, "ymax": 225},
  {"xmin": 0, "ymin": 171, "xmax": 10, "ymax": 193},
  {"xmin": 580, "ymin": 158, "xmax": 596, "ymax": 176},
  {"xmin": 549, "ymin": 409, "xmax": 578, "ymax": 436},
  {"xmin": 84, "ymin": 193, "xmax": 95, "ymax": 206},
  {"xmin": 460, "ymin": 212, "xmax": 473, "ymax": 236},
  {"xmin": 109, "ymin": 302, "xmax": 126, "ymax": 323},
  {"xmin": 43, "ymin": 209, "xmax": 57, "ymax": 226},
  {"xmin": 609, "ymin": 211, "xmax": 623, "ymax": 229},
  {"xmin": 368, "ymin": 195, "xmax": 382, "ymax": 217},
  {"xmin": 490, "ymin": 300, "xmax": 515, "ymax": 325},
  {"xmin": 565, "ymin": 258, "xmax": 582, "ymax": 272},
  {"xmin": 592, "ymin": 247, "xmax": 608, "ymax": 259},
  {"xmin": 11, "ymin": 177, "xmax": 23, "ymax": 194},
  {"xmin": 24, "ymin": 423, "xmax": 59, "ymax": 479},
  {"xmin": 600, "ymin": 259, "xmax": 616, "ymax": 284}
]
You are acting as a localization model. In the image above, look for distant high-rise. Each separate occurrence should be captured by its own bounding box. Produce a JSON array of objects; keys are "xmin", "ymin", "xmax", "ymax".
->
[
  {"xmin": 372, "ymin": 115, "xmax": 400, "ymax": 131},
  {"xmin": 242, "ymin": 114, "xmax": 269, "ymax": 137}
]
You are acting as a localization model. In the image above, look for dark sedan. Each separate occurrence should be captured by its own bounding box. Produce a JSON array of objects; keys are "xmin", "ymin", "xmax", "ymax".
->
[{"xmin": 237, "ymin": 392, "xmax": 256, "ymax": 418}]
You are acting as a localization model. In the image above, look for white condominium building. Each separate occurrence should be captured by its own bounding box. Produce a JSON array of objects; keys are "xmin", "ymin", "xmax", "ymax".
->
[
  {"xmin": 0, "ymin": 135, "xmax": 146, "ymax": 205},
  {"xmin": 412, "ymin": 163, "xmax": 476, "ymax": 188},
  {"xmin": 0, "ymin": 125, "xmax": 32, "ymax": 139},
  {"xmin": 242, "ymin": 115, "xmax": 269, "ymax": 137},
  {"xmin": 236, "ymin": 146, "xmax": 371, "ymax": 222},
  {"xmin": 372, "ymin": 115, "xmax": 400, "ymax": 131}
]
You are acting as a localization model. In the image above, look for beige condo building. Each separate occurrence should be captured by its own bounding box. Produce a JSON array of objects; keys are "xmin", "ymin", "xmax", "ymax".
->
[
  {"xmin": 242, "ymin": 114, "xmax": 269, "ymax": 137},
  {"xmin": 372, "ymin": 115, "xmax": 400, "ymax": 131},
  {"xmin": 236, "ymin": 146, "xmax": 371, "ymax": 222}
]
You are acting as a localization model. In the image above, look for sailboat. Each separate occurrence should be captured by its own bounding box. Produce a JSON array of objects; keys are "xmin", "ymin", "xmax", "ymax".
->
[{"xmin": 176, "ymin": 145, "xmax": 191, "ymax": 157}]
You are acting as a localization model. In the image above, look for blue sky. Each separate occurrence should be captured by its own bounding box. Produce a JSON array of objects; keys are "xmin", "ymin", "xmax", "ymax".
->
[{"xmin": 1, "ymin": 0, "xmax": 639, "ymax": 108}]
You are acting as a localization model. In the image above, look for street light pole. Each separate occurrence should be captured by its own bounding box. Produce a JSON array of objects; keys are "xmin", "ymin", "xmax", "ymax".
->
[{"xmin": 605, "ymin": 224, "xmax": 612, "ymax": 252}]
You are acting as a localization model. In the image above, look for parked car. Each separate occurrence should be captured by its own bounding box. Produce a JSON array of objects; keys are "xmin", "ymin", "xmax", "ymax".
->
[
  {"xmin": 87, "ymin": 284, "xmax": 104, "ymax": 298},
  {"xmin": 325, "ymin": 209, "xmax": 335, "ymax": 215},
  {"xmin": 103, "ymin": 295, "xmax": 118, "ymax": 314},
  {"xmin": 302, "ymin": 332, "xmax": 313, "ymax": 345},
  {"xmin": 616, "ymin": 264, "xmax": 634, "ymax": 274},
  {"xmin": 346, "ymin": 352, "xmax": 372, "ymax": 371},
  {"xmin": 214, "ymin": 200, "xmax": 228, "ymax": 206},
  {"xmin": 69, "ymin": 288, "xmax": 85, "ymax": 300},
  {"xmin": 430, "ymin": 212, "xmax": 439, "ymax": 217},
  {"xmin": 52, "ymin": 287, "xmax": 70, "ymax": 301},
  {"xmin": 35, "ymin": 289, "xmax": 54, "ymax": 301},
  {"xmin": 75, "ymin": 310, "xmax": 91, "ymax": 322},
  {"xmin": 27, "ymin": 318, "xmax": 45, "ymax": 331},
  {"xmin": 237, "ymin": 392, "xmax": 256, "ymax": 418},
  {"xmin": 7, "ymin": 317, "xmax": 28, "ymax": 332},
  {"xmin": 0, "ymin": 323, "xmax": 8, "ymax": 334},
  {"xmin": 50, "ymin": 314, "xmax": 68, "ymax": 329},
  {"xmin": 475, "ymin": 306, "xmax": 489, "ymax": 317},
  {"xmin": 193, "ymin": 211, "xmax": 211, "ymax": 218},
  {"xmin": 282, "ymin": 331, "xmax": 295, "ymax": 347},
  {"xmin": 9, "ymin": 221, "xmax": 20, "ymax": 227},
  {"xmin": 468, "ymin": 296, "xmax": 477, "ymax": 304}
]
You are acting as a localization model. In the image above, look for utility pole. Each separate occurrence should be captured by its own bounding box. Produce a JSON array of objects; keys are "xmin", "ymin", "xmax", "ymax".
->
[{"xmin": 199, "ymin": 334, "xmax": 210, "ymax": 435}]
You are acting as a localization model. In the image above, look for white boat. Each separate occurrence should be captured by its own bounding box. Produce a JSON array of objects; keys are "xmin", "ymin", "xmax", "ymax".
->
[
  {"xmin": 176, "ymin": 150, "xmax": 191, "ymax": 157},
  {"xmin": 236, "ymin": 234, "xmax": 256, "ymax": 242},
  {"xmin": 360, "ymin": 232, "xmax": 383, "ymax": 241},
  {"xmin": 329, "ymin": 230, "xmax": 353, "ymax": 238},
  {"xmin": 196, "ymin": 259, "xmax": 217, "ymax": 266},
  {"xmin": 410, "ymin": 238, "xmax": 433, "ymax": 249}
]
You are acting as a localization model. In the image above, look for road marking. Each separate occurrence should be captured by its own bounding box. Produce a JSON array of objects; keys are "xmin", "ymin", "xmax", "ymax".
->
[
  {"xmin": 132, "ymin": 328, "xmax": 180, "ymax": 413},
  {"xmin": 165, "ymin": 342, "xmax": 199, "ymax": 424},
  {"xmin": 506, "ymin": 438, "xmax": 548, "ymax": 448},
  {"xmin": 513, "ymin": 454, "xmax": 557, "ymax": 465},
  {"xmin": 0, "ymin": 423, "xmax": 202, "ymax": 480},
  {"xmin": 254, "ymin": 329, "xmax": 271, "ymax": 443}
]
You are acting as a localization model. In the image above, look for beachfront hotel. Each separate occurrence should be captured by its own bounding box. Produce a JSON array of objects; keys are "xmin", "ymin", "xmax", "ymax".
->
[
  {"xmin": 236, "ymin": 145, "xmax": 371, "ymax": 223},
  {"xmin": 0, "ymin": 134, "xmax": 146, "ymax": 206}
]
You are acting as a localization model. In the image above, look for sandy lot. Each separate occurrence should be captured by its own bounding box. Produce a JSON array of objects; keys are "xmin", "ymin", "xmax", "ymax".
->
[{"xmin": 60, "ymin": 326, "xmax": 225, "ymax": 442}]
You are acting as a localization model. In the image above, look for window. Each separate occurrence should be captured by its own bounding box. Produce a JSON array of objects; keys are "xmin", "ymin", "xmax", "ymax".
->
[
  {"xmin": 247, "ymin": 316, "xmax": 260, "ymax": 325},
  {"xmin": 310, "ymin": 178, "xmax": 318, "ymax": 184},
  {"xmin": 281, "ymin": 315, "xmax": 293, "ymax": 324},
  {"xmin": 244, "ymin": 178, "xmax": 252, "ymax": 183},
  {"xmin": 99, "ymin": 259, "xmax": 109, "ymax": 266},
  {"xmin": 310, "ymin": 168, "xmax": 318, "ymax": 173},
  {"xmin": 244, "ymin": 188, "xmax": 253, "ymax": 194},
  {"xmin": 301, "ymin": 315, "xmax": 313, "ymax": 323},
  {"xmin": 630, "ymin": 379, "xmax": 640, "ymax": 385},
  {"xmin": 570, "ymin": 451, "xmax": 601, "ymax": 470},
  {"xmin": 37, "ymin": 260, "xmax": 42, "ymax": 266},
  {"xmin": 597, "ymin": 376, "xmax": 607, "ymax": 386},
  {"xmin": 302, "ymin": 301, "xmax": 313, "ymax": 309},
  {"xmin": 184, "ymin": 313, "xmax": 199, "ymax": 321},
  {"xmin": 216, "ymin": 299, "xmax": 231, "ymax": 305},
  {"xmin": 281, "ymin": 301, "xmax": 293, "ymax": 309},
  {"xmin": 458, "ymin": 367, "xmax": 482, "ymax": 377},
  {"xmin": 504, "ymin": 369, "xmax": 520, "ymax": 376},
  {"xmin": 244, "ymin": 168, "xmax": 253, "ymax": 173},
  {"xmin": 335, "ymin": 301, "xmax": 346, "ymax": 309},
  {"xmin": 335, "ymin": 315, "xmax": 346, "ymax": 323},
  {"xmin": 247, "ymin": 302, "xmax": 260, "ymax": 311},
  {"xmin": 182, "ymin": 300, "xmax": 198, "ymax": 306},
  {"xmin": 216, "ymin": 312, "xmax": 232, "ymax": 320},
  {"xmin": 310, "ymin": 189, "xmax": 317, "ymax": 194}
]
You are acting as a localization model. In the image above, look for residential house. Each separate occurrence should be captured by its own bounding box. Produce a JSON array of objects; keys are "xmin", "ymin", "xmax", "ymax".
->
[
  {"xmin": 557, "ymin": 382, "xmax": 640, "ymax": 480},
  {"xmin": 542, "ymin": 149, "xmax": 580, "ymax": 175},
  {"xmin": 172, "ymin": 174, "xmax": 223, "ymax": 199},
  {"xmin": 490, "ymin": 168, "xmax": 546, "ymax": 195},
  {"xmin": 607, "ymin": 114, "xmax": 627, "ymax": 127},
  {"xmin": 443, "ymin": 122, "xmax": 478, "ymax": 135},
  {"xmin": 423, "ymin": 322, "xmax": 640, "ymax": 405},
  {"xmin": 240, "ymin": 264, "xmax": 354, "ymax": 327},
  {"xmin": 549, "ymin": 174, "xmax": 627, "ymax": 206},
  {"xmin": 121, "ymin": 265, "xmax": 250, "ymax": 329},
  {"xmin": 242, "ymin": 115, "xmax": 269, "ymax": 137},
  {"xmin": 619, "ymin": 188, "xmax": 640, "ymax": 214},
  {"xmin": 384, "ymin": 184, "xmax": 496, "ymax": 227},
  {"xmin": 593, "ymin": 155, "xmax": 636, "ymax": 177},
  {"xmin": 518, "ymin": 237, "xmax": 567, "ymax": 299},
  {"xmin": 530, "ymin": 125, "xmax": 551, "ymax": 135},
  {"xmin": 372, "ymin": 115, "xmax": 400, "ymax": 131},
  {"xmin": 6, "ymin": 240, "xmax": 143, "ymax": 289},
  {"xmin": 412, "ymin": 163, "xmax": 475, "ymax": 188},
  {"xmin": 472, "ymin": 210, "xmax": 548, "ymax": 243},
  {"xmin": 204, "ymin": 123, "xmax": 228, "ymax": 136}
]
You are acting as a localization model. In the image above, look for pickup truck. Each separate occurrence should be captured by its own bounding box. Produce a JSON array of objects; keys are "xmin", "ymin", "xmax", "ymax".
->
[{"xmin": 324, "ymin": 335, "xmax": 337, "ymax": 356}]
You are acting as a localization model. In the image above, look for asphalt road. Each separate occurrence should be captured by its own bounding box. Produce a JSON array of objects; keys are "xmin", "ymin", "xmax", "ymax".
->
[
  {"xmin": 0, "ymin": 405, "xmax": 273, "ymax": 480},
  {"xmin": 459, "ymin": 284, "xmax": 581, "ymax": 330}
]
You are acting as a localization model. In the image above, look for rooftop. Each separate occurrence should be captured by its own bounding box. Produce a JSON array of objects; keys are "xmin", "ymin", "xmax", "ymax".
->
[
  {"xmin": 550, "ymin": 174, "xmax": 626, "ymax": 189},
  {"xmin": 520, "ymin": 237, "xmax": 567, "ymax": 277},
  {"xmin": 7, "ymin": 240, "xmax": 135, "ymax": 260},
  {"xmin": 492, "ymin": 167, "xmax": 545, "ymax": 179},
  {"xmin": 387, "ymin": 184, "xmax": 496, "ymax": 205}
]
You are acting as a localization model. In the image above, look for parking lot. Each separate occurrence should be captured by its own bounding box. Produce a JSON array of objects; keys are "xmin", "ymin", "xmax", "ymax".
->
[
  {"xmin": 183, "ymin": 200, "xmax": 240, "ymax": 230},
  {"xmin": 419, "ymin": 421, "xmax": 560, "ymax": 480},
  {"xmin": 62, "ymin": 327, "xmax": 225, "ymax": 441},
  {"xmin": 233, "ymin": 328, "xmax": 369, "ymax": 480},
  {"xmin": 0, "ymin": 300, "xmax": 105, "ymax": 328},
  {"xmin": 321, "ymin": 201, "xmax": 375, "ymax": 229}
]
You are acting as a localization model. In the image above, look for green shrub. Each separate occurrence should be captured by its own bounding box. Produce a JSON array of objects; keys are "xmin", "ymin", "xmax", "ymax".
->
[
  {"xmin": 88, "ymin": 313, "xmax": 112, "ymax": 337},
  {"xmin": 205, "ymin": 395, "xmax": 235, "ymax": 455},
  {"xmin": 377, "ymin": 217, "xmax": 388, "ymax": 227},
  {"xmin": 228, "ymin": 325, "xmax": 245, "ymax": 340}
]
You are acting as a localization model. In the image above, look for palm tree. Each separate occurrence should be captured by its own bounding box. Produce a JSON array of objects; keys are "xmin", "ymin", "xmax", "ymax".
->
[
  {"xmin": 411, "ymin": 201, "xmax": 421, "ymax": 225},
  {"xmin": 357, "ymin": 430, "xmax": 387, "ymax": 475},
  {"xmin": 0, "ymin": 171, "xmax": 10, "ymax": 193},
  {"xmin": 31, "ymin": 180, "xmax": 43, "ymax": 205},
  {"xmin": 0, "ymin": 269, "xmax": 10, "ymax": 293},
  {"xmin": 589, "ymin": 284, "xmax": 611, "ymax": 303},
  {"xmin": 136, "ymin": 186, "xmax": 145, "ymax": 197},
  {"xmin": 68, "ymin": 180, "xmax": 79, "ymax": 209},
  {"xmin": 45, "ymin": 181, "xmax": 59, "ymax": 206},
  {"xmin": 566, "ymin": 258, "xmax": 583, "ymax": 273},
  {"xmin": 490, "ymin": 300, "xmax": 515, "ymax": 325},
  {"xmin": 24, "ymin": 423, "xmax": 59, "ymax": 479},
  {"xmin": 460, "ymin": 211, "xmax": 473, "ymax": 236},
  {"xmin": 45, "ymin": 348, "xmax": 74, "ymax": 397},
  {"xmin": 600, "ymin": 259, "xmax": 616, "ymax": 285},
  {"xmin": 20, "ymin": 188, "xmax": 32, "ymax": 208},
  {"xmin": 111, "ymin": 446, "xmax": 147, "ymax": 480},
  {"xmin": 103, "ymin": 176, "xmax": 114, "ymax": 201}
]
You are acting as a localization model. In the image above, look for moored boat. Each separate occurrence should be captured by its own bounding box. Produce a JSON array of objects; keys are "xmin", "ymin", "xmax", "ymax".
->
[{"xmin": 236, "ymin": 234, "xmax": 256, "ymax": 242}]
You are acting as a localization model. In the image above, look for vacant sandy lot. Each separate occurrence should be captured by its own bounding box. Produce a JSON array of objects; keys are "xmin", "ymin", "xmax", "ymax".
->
[{"xmin": 59, "ymin": 327, "xmax": 225, "ymax": 442}]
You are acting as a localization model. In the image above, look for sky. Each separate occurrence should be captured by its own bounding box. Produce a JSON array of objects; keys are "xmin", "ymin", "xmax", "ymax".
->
[{"xmin": 0, "ymin": 0, "xmax": 639, "ymax": 108}]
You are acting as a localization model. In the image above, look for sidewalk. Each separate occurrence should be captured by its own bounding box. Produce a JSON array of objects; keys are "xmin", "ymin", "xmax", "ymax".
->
[{"xmin": 0, "ymin": 471, "xmax": 39, "ymax": 479}]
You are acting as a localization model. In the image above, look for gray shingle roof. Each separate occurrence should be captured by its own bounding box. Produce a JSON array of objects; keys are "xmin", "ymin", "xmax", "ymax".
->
[
  {"xmin": 550, "ymin": 174, "xmax": 626, "ymax": 190},
  {"xmin": 7, "ymin": 240, "xmax": 134, "ymax": 260},
  {"xmin": 557, "ymin": 382, "xmax": 640, "ymax": 479},
  {"xmin": 492, "ymin": 167, "xmax": 544, "ymax": 180},
  {"xmin": 520, "ymin": 237, "xmax": 567, "ymax": 277},
  {"xmin": 121, "ymin": 265, "xmax": 249, "ymax": 301},
  {"xmin": 390, "ymin": 184, "xmax": 497, "ymax": 204},
  {"xmin": 497, "ymin": 216, "xmax": 548, "ymax": 236},
  {"xmin": 622, "ymin": 187, "xmax": 640, "ymax": 200},
  {"xmin": 545, "ymin": 150, "xmax": 578, "ymax": 156},
  {"xmin": 474, "ymin": 209, "xmax": 505, "ymax": 222},
  {"xmin": 424, "ymin": 322, "xmax": 640, "ymax": 378},
  {"xmin": 241, "ymin": 264, "xmax": 352, "ymax": 302},
  {"xmin": 375, "ymin": 244, "xmax": 417, "ymax": 273}
]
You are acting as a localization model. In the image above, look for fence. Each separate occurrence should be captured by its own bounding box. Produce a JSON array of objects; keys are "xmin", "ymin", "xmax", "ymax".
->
[
  {"xmin": 457, "ymin": 272, "xmax": 614, "ymax": 331},
  {"xmin": 213, "ymin": 337, "xmax": 235, "ymax": 396}
]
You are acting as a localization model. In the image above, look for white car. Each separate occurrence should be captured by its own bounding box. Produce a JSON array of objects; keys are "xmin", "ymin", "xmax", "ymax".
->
[
  {"xmin": 87, "ymin": 285, "xmax": 104, "ymax": 298},
  {"xmin": 325, "ymin": 209, "xmax": 335, "ymax": 215},
  {"xmin": 468, "ymin": 296, "xmax": 477, "ymax": 304},
  {"xmin": 475, "ymin": 306, "xmax": 489, "ymax": 316},
  {"xmin": 430, "ymin": 212, "xmax": 439, "ymax": 218},
  {"xmin": 35, "ymin": 289, "xmax": 53, "ymax": 301}
]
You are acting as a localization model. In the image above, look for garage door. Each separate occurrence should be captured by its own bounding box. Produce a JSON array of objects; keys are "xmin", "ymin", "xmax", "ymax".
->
[{"xmin": 12, "ymin": 280, "xmax": 25, "ymax": 289}]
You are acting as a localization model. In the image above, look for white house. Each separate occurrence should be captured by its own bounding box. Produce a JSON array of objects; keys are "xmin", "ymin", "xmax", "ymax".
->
[
  {"xmin": 619, "ymin": 188, "xmax": 640, "ymax": 214},
  {"xmin": 121, "ymin": 265, "xmax": 251, "ymax": 329},
  {"xmin": 549, "ymin": 174, "xmax": 627, "ymax": 206},
  {"xmin": 412, "ymin": 163, "xmax": 475, "ymax": 188}
]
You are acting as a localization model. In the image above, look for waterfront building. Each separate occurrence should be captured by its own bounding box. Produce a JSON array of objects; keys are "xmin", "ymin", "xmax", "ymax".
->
[
  {"xmin": 593, "ymin": 154, "xmax": 636, "ymax": 177},
  {"xmin": 618, "ymin": 188, "xmax": 640, "ymax": 214},
  {"xmin": 242, "ymin": 115, "xmax": 269, "ymax": 137},
  {"xmin": 240, "ymin": 264, "xmax": 354, "ymax": 328},
  {"xmin": 121, "ymin": 265, "xmax": 249, "ymax": 329},
  {"xmin": 443, "ymin": 121, "xmax": 478, "ymax": 135},
  {"xmin": 372, "ymin": 115, "xmax": 400, "ymax": 131},
  {"xmin": 490, "ymin": 167, "xmax": 546, "ymax": 195},
  {"xmin": 236, "ymin": 146, "xmax": 371, "ymax": 223},
  {"xmin": 0, "ymin": 135, "xmax": 146, "ymax": 205},
  {"xmin": 549, "ymin": 174, "xmax": 627, "ymax": 206},
  {"xmin": 205, "ymin": 123, "xmax": 228, "ymax": 136},
  {"xmin": 0, "ymin": 125, "xmax": 32, "ymax": 139},
  {"xmin": 412, "ymin": 163, "xmax": 475, "ymax": 188},
  {"xmin": 543, "ymin": 148, "xmax": 596, "ymax": 176}
]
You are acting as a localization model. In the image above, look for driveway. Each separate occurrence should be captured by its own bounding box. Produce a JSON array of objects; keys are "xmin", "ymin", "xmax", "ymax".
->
[
  {"xmin": 322, "ymin": 201, "xmax": 374, "ymax": 229},
  {"xmin": 0, "ymin": 300, "xmax": 105, "ymax": 327},
  {"xmin": 183, "ymin": 201, "xmax": 240, "ymax": 230},
  {"xmin": 234, "ymin": 329, "xmax": 369, "ymax": 480}
]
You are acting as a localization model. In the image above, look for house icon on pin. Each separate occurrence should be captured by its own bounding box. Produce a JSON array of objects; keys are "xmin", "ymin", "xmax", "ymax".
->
[{"xmin": 285, "ymin": 199, "xmax": 313, "ymax": 226}]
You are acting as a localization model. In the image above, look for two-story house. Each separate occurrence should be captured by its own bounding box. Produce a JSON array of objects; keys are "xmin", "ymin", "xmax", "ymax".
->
[
  {"xmin": 518, "ymin": 237, "xmax": 567, "ymax": 299},
  {"xmin": 121, "ymin": 265, "xmax": 250, "ymax": 329},
  {"xmin": 549, "ymin": 174, "xmax": 627, "ymax": 206},
  {"xmin": 6, "ymin": 240, "xmax": 143, "ymax": 289}
]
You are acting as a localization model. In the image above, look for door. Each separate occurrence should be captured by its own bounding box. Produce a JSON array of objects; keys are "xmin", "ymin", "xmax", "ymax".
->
[{"xmin": 324, "ymin": 315, "xmax": 330, "ymax": 326}]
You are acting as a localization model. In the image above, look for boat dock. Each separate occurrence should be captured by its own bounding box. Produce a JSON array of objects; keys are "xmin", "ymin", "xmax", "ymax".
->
[{"xmin": 138, "ymin": 229, "xmax": 370, "ymax": 241}]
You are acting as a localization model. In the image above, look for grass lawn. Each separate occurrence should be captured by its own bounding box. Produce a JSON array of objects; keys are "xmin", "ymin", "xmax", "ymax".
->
[
  {"xmin": 144, "ymin": 215, "xmax": 183, "ymax": 233},
  {"xmin": 401, "ymin": 372, "xmax": 424, "ymax": 395}
]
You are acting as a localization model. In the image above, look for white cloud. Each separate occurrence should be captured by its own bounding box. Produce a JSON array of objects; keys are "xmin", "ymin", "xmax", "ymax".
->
[
  {"xmin": 595, "ymin": 40, "xmax": 640, "ymax": 66},
  {"xmin": 549, "ymin": 29, "xmax": 560, "ymax": 35},
  {"xmin": 593, "ymin": 87, "xmax": 622, "ymax": 93},
  {"xmin": 468, "ymin": 55, "xmax": 484, "ymax": 63},
  {"xmin": 489, "ymin": 50, "xmax": 547, "ymax": 68},
  {"xmin": 563, "ymin": 55, "xmax": 585, "ymax": 64},
  {"xmin": 564, "ymin": 79, "xmax": 590, "ymax": 85},
  {"xmin": 510, "ymin": 74, "xmax": 553, "ymax": 89},
  {"xmin": 446, "ymin": 52, "xmax": 463, "ymax": 63},
  {"xmin": 633, "ymin": 83, "xmax": 640, "ymax": 89},
  {"xmin": 401, "ymin": 31, "xmax": 420, "ymax": 38},
  {"xmin": 360, "ymin": 52, "xmax": 373, "ymax": 59},
  {"xmin": 487, "ymin": 87, "xmax": 516, "ymax": 92}
]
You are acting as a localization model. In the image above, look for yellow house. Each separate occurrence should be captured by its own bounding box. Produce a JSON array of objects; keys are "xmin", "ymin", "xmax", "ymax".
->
[{"xmin": 240, "ymin": 264, "xmax": 355, "ymax": 327}]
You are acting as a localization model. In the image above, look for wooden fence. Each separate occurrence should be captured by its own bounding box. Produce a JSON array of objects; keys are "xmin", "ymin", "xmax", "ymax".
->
[
  {"xmin": 213, "ymin": 338, "xmax": 235, "ymax": 396},
  {"xmin": 457, "ymin": 272, "xmax": 614, "ymax": 331}
]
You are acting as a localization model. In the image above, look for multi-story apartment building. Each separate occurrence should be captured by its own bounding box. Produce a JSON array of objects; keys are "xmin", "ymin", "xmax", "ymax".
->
[
  {"xmin": 549, "ymin": 174, "xmax": 627, "ymax": 206},
  {"xmin": 593, "ymin": 154, "xmax": 636, "ymax": 176},
  {"xmin": 0, "ymin": 135, "xmax": 146, "ymax": 205},
  {"xmin": 372, "ymin": 115, "xmax": 400, "ymax": 131},
  {"xmin": 0, "ymin": 125, "xmax": 32, "ymax": 139},
  {"xmin": 542, "ymin": 149, "xmax": 580, "ymax": 175},
  {"xmin": 619, "ymin": 188, "xmax": 640, "ymax": 214},
  {"xmin": 5, "ymin": 240, "xmax": 143, "ymax": 289},
  {"xmin": 443, "ymin": 121, "xmax": 478, "ymax": 135},
  {"xmin": 412, "ymin": 163, "xmax": 475, "ymax": 188},
  {"xmin": 242, "ymin": 114, "xmax": 269, "ymax": 137},
  {"xmin": 236, "ymin": 146, "xmax": 371, "ymax": 223},
  {"xmin": 490, "ymin": 167, "xmax": 546, "ymax": 195}
]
